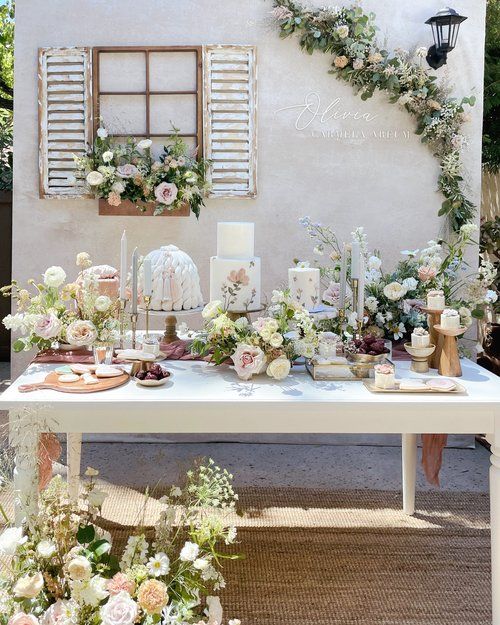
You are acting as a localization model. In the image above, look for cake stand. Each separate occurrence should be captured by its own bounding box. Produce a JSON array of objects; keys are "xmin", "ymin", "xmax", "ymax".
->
[
  {"xmin": 403, "ymin": 343, "xmax": 436, "ymax": 373},
  {"xmin": 138, "ymin": 306, "xmax": 204, "ymax": 345},
  {"xmin": 434, "ymin": 325, "xmax": 466, "ymax": 377},
  {"xmin": 226, "ymin": 306, "xmax": 265, "ymax": 323},
  {"xmin": 421, "ymin": 307, "xmax": 444, "ymax": 369}
]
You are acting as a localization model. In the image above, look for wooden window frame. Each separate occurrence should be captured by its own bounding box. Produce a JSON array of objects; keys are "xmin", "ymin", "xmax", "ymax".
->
[{"xmin": 92, "ymin": 46, "xmax": 203, "ymax": 216}]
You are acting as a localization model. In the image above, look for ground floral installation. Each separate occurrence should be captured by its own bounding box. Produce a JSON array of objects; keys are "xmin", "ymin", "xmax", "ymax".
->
[
  {"xmin": 0, "ymin": 460, "xmax": 241, "ymax": 625},
  {"xmin": 75, "ymin": 127, "xmax": 210, "ymax": 218},
  {"xmin": 1, "ymin": 253, "xmax": 120, "ymax": 353},
  {"xmin": 192, "ymin": 291, "xmax": 318, "ymax": 381},
  {"xmin": 299, "ymin": 217, "xmax": 498, "ymax": 342},
  {"xmin": 271, "ymin": 0, "xmax": 476, "ymax": 232}
]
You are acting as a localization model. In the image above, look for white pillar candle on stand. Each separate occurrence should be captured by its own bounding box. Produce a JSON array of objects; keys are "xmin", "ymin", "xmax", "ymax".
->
[
  {"xmin": 339, "ymin": 243, "xmax": 347, "ymax": 310},
  {"xmin": 143, "ymin": 258, "xmax": 152, "ymax": 297},
  {"xmin": 119, "ymin": 230, "xmax": 127, "ymax": 300},
  {"xmin": 288, "ymin": 267, "xmax": 320, "ymax": 311},
  {"xmin": 131, "ymin": 247, "xmax": 138, "ymax": 314}
]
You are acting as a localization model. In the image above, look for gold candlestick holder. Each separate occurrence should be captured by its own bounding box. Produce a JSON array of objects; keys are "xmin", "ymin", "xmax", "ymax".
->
[
  {"xmin": 143, "ymin": 296, "xmax": 152, "ymax": 339},
  {"xmin": 130, "ymin": 313, "xmax": 139, "ymax": 349},
  {"xmin": 119, "ymin": 298, "xmax": 127, "ymax": 350},
  {"xmin": 351, "ymin": 279, "xmax": 363, "ymax": 339}
]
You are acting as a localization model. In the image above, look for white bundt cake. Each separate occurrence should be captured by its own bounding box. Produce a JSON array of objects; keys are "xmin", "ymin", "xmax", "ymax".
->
[{"xmin": 141, "ymin": 245, "xmax": 204, "ymax": 311}]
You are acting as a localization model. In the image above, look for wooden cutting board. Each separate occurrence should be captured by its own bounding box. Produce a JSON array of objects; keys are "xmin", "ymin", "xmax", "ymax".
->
[{"xmin": 18, "ymin": 371, "xmax": 130, "ymax": 394}]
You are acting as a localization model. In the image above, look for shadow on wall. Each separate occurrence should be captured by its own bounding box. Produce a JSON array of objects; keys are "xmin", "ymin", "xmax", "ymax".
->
[{"xmin": 0, "ymin": 190, "xmax": 12, "ymax": 362}]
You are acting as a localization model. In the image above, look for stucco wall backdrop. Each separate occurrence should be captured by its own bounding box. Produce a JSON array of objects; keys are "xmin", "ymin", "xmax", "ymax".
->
[{"xmin": 12, "ymin": 0, "xmax": 486, "ymax": 379}]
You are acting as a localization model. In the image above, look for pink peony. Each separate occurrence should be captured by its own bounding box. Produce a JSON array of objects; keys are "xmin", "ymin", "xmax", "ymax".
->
[
  {"xmin": 8, "ymin": 614, "xmax": 39, "ymax": 625},
  {"xmin": 33, "ymin": 313, "xmax": 62, "ymax": 340},
  {"xmin": 100, "ymin": 591, "xmax": 138, "ymax": 625},
  {"xmin": 418, "ymin": 266, "xmax": 437, "ymax": 282},
  {"xmin": 232, "ymin": 344, "xmax": 266, "ymax": 381},
  {"xmin": 117, "ymin": 164, "xmax": 139, "ymax": 179},
  {"xmin": 154, "ymin": 182, "xmax": 178, "ymax": 205},
  {"xmin": 107, "ymin": 573, "xmax": 136, "ymax": 596}
]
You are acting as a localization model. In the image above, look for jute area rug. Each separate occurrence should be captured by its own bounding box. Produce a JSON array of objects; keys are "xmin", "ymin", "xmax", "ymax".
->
[{"xmin": 3, "ymin": 485, "xmax": 492, "ymax": 624}]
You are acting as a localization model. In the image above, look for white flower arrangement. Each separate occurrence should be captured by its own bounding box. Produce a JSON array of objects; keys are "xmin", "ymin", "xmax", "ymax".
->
[{"xmin": 0, "ymin": 460, "xmax": 240, "ymax": 625}]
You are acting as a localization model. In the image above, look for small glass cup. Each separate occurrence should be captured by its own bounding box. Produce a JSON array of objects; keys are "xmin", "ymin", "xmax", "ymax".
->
[
  {"xmin": 93, "ymin": 341, "xmax": 114, "ymax": 365},
  {"xmin": 142, "ymin": 336, "xmax": 160, "ymax": 357}
]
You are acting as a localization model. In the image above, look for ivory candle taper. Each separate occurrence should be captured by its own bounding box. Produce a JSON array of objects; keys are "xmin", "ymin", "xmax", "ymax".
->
[
  {"xmin": 119, "ymin": 230, "xmax": 127, "ymax": 300},
  {"xmin": 339, "ymin": 243, "xmax": 347, "ymax": 310},
  {"xmin": 350, "ymin": 241, "xmax": 361, "ymax": 279},
  {"xmin": 357, "ymin": 255, "xmax": 365, "ymax": 322},
  {"xmin": 131, "ymin": 247, "xmax": 138, "ymax": 315},
  {"xmin": 143, "ymin": 258, "xmax": 152, "ymax": 297}
]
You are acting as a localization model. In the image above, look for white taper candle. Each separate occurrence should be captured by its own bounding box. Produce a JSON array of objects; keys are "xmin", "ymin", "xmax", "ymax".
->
[
  {"xmin": 131, "ymin": 247, "xmax": 138, "ymax": 314},
  {"xmin": 119, "ymin": 230, "xmax": 127, "ymax": 300},
  {"xmin": 143, "ymin": 258, "xmax": 152, "ymax": 297},
  {"xmin": 339, "ymin": 243, "xmax": 347, "ymax": 310}
]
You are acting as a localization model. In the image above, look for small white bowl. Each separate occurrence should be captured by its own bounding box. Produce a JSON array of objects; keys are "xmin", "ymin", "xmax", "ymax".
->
[{"xmin": 135, "ymin": 376, "xmax": 170, "ymax": 387}]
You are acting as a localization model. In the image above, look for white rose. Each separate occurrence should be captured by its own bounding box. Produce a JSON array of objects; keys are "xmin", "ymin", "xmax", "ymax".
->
[
  {"xmin": 117, "ymin": 164, "xmax": 139, "ymax": 179},
  {"xmin": 13, "ymin": 572, "xmax": 44, "ymax": 599},
  {"xmin": 43, "ymin": 265, "xmax": 66, "ymax": 288},
  {"xmin": 95, "ymin": 295, "xmax": 112, "ymax": 312},
  {"xmin": 269, "ymin": 332, "xmax": 284, "ymax": 348},
  {"xmin": 102, "ymin": 151, "xmax": 114, "ymax": 163},
  {"xmin": 97, "ymin": 127, "xmax": 108, "ymax": 139},
  {"xmin": 137, "ymin": 139, "xmax": 152, "ymax": 150},
  {"xmin": 100, "ymin": 591, "xmax": 138, "ymax": 625},
  {"xmin": 402, "ymin": 277, "xmax": 418, "ymax": 292},
  {"xmin": 67, "ymin": 555, "xmax": 92, "ymax": 581},
  {"xmin": 266, "ymin": 356, "xmax": 291, "ymax": 380},
  {"xmin": 383, "ymin": 281, "xmax": 407, "ymax": 301},
  {"xmin": 202, "ymin": 300, "xmax": 222, "ymax": 320},
  {"xmin": 37, "ymin": 539, "xmax": 57, "ymax": 558},
  {"xmin": 33, "ymin": 313, "xmax": 62, "ymax": 340},
  {"xmin": 367, "ymin": 255, "xmax": 382, "ymax": 271},
  {"xmin": 365, "ymin": 296, "xmax": 379, "ymax": 313},
  {"xmin": 66, "ymin": 320, "xmax": 98, "ymax": 346},
  {"xmin": 86, "ymin": 171, "xmax": 105, "ymax": 186},
  {"xmin": 336, "ymin": 25, "xmax": 349, "ymax": 38},
  {"xmin": 179, "ymin": 541, "xmax": 200, "ymax": 562},
  {"xmin": 88, "ymin": 489, "xmax": 108, "ymax": 508},
  {"xmin": 112, "ymin": 181, "xmax": 125, "ymax": 194},
  {"xmin": 0, "ymin": 526, "xmax": 27, "ymax": 555},
  {"xmin": 193, "ymin": 558, "xmax": 209, "ymax": 570}
]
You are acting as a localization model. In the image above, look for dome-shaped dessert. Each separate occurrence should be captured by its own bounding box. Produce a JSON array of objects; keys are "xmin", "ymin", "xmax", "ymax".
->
[{"xmin": 141, "ymin": 245, "xmax": 204, "ymax": 311}]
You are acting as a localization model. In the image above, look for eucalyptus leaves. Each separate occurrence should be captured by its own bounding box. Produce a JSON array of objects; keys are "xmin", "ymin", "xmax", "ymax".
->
[{"xmin": 272, "ymin": 0, "xmax": 476, "ymax": 232}]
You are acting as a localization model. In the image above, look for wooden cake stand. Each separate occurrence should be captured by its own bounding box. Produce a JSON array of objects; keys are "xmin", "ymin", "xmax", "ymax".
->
[
  {"xmin": 139, "ymin": 306, "xmax": 204, "ymax": 345},
  {"xmin": 434, "ymin": 325, "xmax": 466, "ymax": 377},
  {"xmin": 421, "ymin": 307, "xmax": 444, "ymax": 369}
]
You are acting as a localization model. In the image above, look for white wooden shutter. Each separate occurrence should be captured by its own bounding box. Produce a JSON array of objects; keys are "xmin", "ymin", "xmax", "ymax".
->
[
  {"xmin": 203, "ymin": 45, "xmax": 257, "ymax": 198},
  {"xmin": 38, "ymin": 47, "xmax": 92, "ymax": 199}
]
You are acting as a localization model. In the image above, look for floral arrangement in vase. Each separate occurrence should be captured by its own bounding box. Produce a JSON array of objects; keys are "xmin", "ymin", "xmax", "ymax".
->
[
  {"xmin": 1, "ymin": 253, "xmax": 120, "ymax": 352},
  {"xmin": 192, "ymin": 290, "xmax": 318, "ymax": 380},
  {"xmin": 0, "ymin": 460, "xmax": 240, "ymax": 625},
  {"xmin": 74, "ymin": 126, "xmax": 210, "ymax": 218},
  {"xmin": 298, "ymin": 217, "xmax": 497, "ymax": 342}
]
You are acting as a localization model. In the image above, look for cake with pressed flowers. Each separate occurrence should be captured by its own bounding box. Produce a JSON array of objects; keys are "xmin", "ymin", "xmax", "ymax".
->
[{"xmin": 411, "ymin": 327, "xmax": 430, "ymax": 348}]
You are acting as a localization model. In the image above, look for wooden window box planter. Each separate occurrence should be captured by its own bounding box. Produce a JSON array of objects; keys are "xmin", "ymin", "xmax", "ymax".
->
[{"xmin": 98, "ymin": 198, "xmax": 190, "ymax": 216}]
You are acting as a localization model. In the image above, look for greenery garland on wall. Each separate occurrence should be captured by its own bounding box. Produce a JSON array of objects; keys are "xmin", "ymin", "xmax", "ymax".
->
[{"xmin": 271, "ymin": 0, "xmax": 477, "ymax": 233}]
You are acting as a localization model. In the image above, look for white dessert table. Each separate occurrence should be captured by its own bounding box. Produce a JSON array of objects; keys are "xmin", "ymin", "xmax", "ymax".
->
[{"xmin": 1, "ymin": 358, "xmax": 500, "ymax": 622}]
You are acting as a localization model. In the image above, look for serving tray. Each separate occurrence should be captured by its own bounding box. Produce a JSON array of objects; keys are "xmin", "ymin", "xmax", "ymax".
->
[
  {"xmin": 18, "ymin": 371, "xmax": 130, "ymax": 394},
  {"xmin": 363, "ymin": 379, "xmax": 467, "ymax": 395}
]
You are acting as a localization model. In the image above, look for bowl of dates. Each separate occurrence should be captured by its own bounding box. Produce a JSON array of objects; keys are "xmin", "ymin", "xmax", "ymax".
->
[
  {"xmin": 346, "ymin": 335, "xmax": 390, "ymax": 364},
  {"xmin": 135, "ymin": 364, "xmax": 171, "ymax": 387}
]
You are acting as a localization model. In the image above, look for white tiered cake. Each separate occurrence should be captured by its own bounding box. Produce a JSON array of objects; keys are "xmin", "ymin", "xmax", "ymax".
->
[
  {"xmin": 141, "ymin": 245, "xmax": 204, "ymax": 311},
  {"xmin": 210, "ymin": 222, "xmax": 261, "ymax": 312}
]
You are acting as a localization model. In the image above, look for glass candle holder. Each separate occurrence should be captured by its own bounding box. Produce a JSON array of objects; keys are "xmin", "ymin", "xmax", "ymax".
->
[{"xmin": 93, "ymin": 341, "xmax": 114, "ymax": 365}]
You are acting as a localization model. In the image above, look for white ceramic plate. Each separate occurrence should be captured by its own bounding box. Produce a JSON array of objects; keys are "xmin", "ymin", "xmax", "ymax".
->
[{"xmin": 135, "ymin": 376, "xmax": 170, "ymax": 387}]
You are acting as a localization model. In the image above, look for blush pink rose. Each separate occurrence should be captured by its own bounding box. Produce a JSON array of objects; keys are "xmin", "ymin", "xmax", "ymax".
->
[
  {"xmin": 8, "ymin": 614, "xmax": 39, "ymax": 625},
  {"xmin": 100, "ymin": 591, "xmax": 138, "ymax": 625},
  {"xmin": 33, "ymin": 313, "xmax": 62, "ymax": 340},
  {"xmin": 232, "ymin": 344, "xmax": 266, "ymax": 381},
  {"xmin": 40, "ymin": 600, "xmax": 72, "ymax": 625},
  {"xmin": 418, "ymin": 266, "xmax": 437, "ymax": 282},
  {"xmin": 154, "ymin": 182, "xmax": 178, "ymax": 205},
  {"xmin": 322, "ymin": 281, "xmax": 340, "ymax": 306},
  {"xmin": 107, "ymin": 573, "xmax": 136, "ymax": 596},
  {"xmin": 117, "ymin": 164, "xmax": 139, "ymax": 179}
]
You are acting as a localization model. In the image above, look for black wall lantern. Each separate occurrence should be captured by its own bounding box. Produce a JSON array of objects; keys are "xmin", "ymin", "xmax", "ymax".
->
[{"xmin": 425, "ymin": 7, "xmax": 467, "ymax": 69}]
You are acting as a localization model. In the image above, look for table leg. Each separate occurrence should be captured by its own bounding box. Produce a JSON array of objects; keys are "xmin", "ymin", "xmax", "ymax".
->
[
  {"xmin": 491, "ymin": 444, "xmax": 500, "ymax": 624},
  {"xmin": 402, "ymin": 433, "xmax": 417, "ymax": 515},
  {"xmin": 67, "ymin": 433, "xmax": 82, "ymax": 503},
  {"xmin": 11, "ymin": 416, "xmax": 39, "ymax": 527}
]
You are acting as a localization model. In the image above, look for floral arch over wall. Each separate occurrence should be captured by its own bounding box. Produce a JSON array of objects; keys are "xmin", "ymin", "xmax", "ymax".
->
[{"xmin": 271, "ymin": 0, "xmax": 476, "ymax": 232}]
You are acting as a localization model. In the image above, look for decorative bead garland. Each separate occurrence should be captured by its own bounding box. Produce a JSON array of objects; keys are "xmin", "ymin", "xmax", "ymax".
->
[{"xmin": 271, "ymin": 0, "xmax": 476, "ymax": 232}]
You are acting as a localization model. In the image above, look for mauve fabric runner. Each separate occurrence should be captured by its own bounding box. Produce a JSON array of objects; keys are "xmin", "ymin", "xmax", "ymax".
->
[{"xmin": 32, "ymin": 342, "xmax": 446, "ymax": 486}]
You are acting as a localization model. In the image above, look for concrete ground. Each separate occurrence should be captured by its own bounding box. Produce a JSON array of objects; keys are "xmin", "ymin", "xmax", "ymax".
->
[{"xmin": 0, "ymin": 360, "xmax": 491, "ymax": 494}]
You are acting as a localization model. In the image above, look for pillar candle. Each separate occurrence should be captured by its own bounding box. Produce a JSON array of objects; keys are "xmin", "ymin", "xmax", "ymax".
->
[
  {"xmin": 131, "ymin": 247, "xmax": 138, "ymax": 314},
  {"xmin": 119, "ymin": 230, "xmax": 127, "ymax": 300}
]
